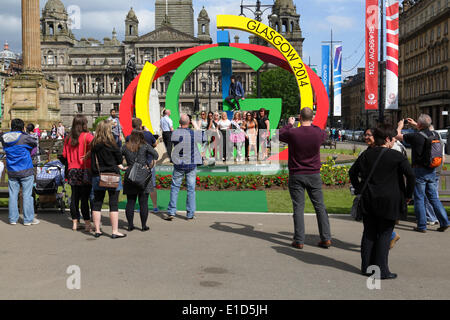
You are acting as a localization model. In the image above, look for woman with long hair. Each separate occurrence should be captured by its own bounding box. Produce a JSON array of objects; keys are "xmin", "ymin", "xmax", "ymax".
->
[
  {"xmin": 122, "ymin": 130, "xmax": 158, "ymax": 232},
  {"xmin": 244, "ymin": 112, "xmax": 258, "ymax": 161},
  {"xmin": 206, "ymin": 111, "xmax": 217, "ymax": 159},
  {"xmin": 230, "ymin": 111, "xmax": 245, "ymax": 162},
  {"xmin": 350, "ymin": 124, "xmax": 415, "ymax": 279},
  {"xmin": 51, "ymin": 124, "xmax": 57, "ymax": 139},
  {"xmin": 63, "ymin": 115, "xmax": 94, "ymax": 232},
  {"xmin": 91, "ymin": 120, "xmax": 126, "ymax": 239}
]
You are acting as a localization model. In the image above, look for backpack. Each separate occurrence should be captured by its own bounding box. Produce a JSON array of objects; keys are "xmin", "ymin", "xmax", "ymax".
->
[{"xmin": 419, "ymin": 131, "xmax": 443, "ymax": 168}]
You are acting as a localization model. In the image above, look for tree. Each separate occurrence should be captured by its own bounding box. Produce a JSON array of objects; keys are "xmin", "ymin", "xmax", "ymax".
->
[
  {"xmin": 93, "ymin": 116, "xmax": 109, "ymax": 131},
  {"xmin": 249, "ymin": 67, "xmax": 300, "ymax": 120}
]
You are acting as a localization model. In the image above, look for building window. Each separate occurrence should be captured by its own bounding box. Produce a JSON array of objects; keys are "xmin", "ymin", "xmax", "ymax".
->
[
  {"xmin": 438, "ymin": 26, "xmax": 441, "ymax": 38},
  {"xmin": 95, "ymin": 103, "xmax": 101, "ymax": 114},
  {"xmin": 77, "ymin": 103, "xmax": 83, "ymax": 113},
  {"xmin": 47, "ymin": 51, "xmax": 55, "ymax": 65},
  {"xmin": 113, "ymin": 103, "xmax": 119, "ymax": 112}
]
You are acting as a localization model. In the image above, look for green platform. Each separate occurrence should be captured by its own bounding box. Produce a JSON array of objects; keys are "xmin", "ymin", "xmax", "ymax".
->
[{"xmin": 119, "ymin": 190, "xmax": 268, "ymax": 213}]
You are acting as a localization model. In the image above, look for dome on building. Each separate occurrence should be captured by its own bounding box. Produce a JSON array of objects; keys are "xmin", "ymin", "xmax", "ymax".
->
[
  {"xmin": 44, "ymin": 0, "xmax": 66, "ymax": 13},
  {"xmin": 274, "ymin": 0, "xmax": 295, "ymax": 9},
  {"xmin": 199, "ymin": 7, "xmax": 209, "ymax": 19},
  {"xmin": 126, "ymin": 7, "xmax": 139, "ymax": 22},
  {"xmin": 0, "ymin": 42, "xmax": 17, "ymax": 61}
]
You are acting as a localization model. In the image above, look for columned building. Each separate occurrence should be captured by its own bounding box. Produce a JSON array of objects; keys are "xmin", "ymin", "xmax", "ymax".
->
[
  {"xmin": 399, "ymin": 0, "xmax": 449, "ymax": 129},
  {"xmin": 41, "ymin": 0, "xmax": 305, "ymax": 128}
]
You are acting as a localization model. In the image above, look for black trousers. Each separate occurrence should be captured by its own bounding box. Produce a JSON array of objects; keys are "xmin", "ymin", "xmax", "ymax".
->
[
  {"xmin": 70, "ymin": 185, "xmax": 92, "ymax": 221},
  {"xmin": 92, "ymin": 190, "xmax": 120, "ymax": 212},
  {"xmin": 162, "ymin": 131, "xmax": 172, "ymax": 161},
  {"xmin": 125, "ymin": 193, "xmax": 149, "ymax": 228},
  {"xmin": 220, "ymin": 130, "xmax": 228, "ymax": 161},
  {"xmin": 225, "ymin": 95, "xmax": 242, "ymax": 110},
  {"xmin": 361, "ymin": 215, "xmax": 395, "ymax": 277}
]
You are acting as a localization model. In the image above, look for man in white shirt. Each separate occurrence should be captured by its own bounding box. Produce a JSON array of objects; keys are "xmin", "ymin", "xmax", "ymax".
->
[
  {"xmin": 57, "ymin": 122, "xmax": 65, "ymax": 139},
  {"xmin": 160, "ymin": 109, "xmax": 174, "ymax": 162}
]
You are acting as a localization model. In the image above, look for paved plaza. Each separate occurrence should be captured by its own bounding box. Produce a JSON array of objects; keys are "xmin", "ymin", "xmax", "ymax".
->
[{"xmin": 0, "ymin": 210, "xmax": 448, "ymax": 300}]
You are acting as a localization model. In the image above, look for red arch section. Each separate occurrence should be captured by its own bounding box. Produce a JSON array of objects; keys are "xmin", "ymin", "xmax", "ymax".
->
[{"xmin": 119, "ymin": 44, "xmax": 329, "ymax": 137}]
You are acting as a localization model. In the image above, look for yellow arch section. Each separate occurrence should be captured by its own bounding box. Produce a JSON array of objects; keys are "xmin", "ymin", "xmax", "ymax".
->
[
  {"xmin": 217, "ymin": 15, "xmax": 314, "ymax": 110},
  {"xmin": 136, "ymin": 62, "xmax": 158, "ymax": 134}
]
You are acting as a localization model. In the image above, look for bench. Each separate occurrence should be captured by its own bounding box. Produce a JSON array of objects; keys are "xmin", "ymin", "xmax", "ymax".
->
[
  {"xmin": 438, "ymin": 170, "xmax": 450, "ymax": 206},
  {"xmin": 322, "ymin": 139, "xmax": 337, "ymax": 149}
]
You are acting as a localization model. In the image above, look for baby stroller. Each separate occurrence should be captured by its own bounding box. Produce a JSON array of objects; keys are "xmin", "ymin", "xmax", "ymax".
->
[{"xmin": 34, "ymin": 160, "xmax": 68, "ymax": 214}]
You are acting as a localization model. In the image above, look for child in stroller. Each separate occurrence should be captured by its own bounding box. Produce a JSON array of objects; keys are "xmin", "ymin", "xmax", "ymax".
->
[{"xmin": 35, "ymin": 160, "xmax": 67, "ymax": 214}]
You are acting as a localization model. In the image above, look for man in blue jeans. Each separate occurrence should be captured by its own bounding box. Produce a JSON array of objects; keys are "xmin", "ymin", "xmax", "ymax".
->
[
  {"xmin": 0, "ymin": 119, "xmax": 39, "ymax": 226},
  {"xmin": 396, "ymin": 114, "xmax": 449, "ymax": 232},
  {"xmin": 166, "ymin": 114, "xmax": 205, "ymax": 220}
]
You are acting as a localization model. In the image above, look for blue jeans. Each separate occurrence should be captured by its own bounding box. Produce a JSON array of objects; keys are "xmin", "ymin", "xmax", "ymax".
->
[
  {"xmin": 413, "ymin": 167, "xmax": 449, "ymax": 230},
  {"xmin": 425, "ymin": 176, "xmax": 439, "ymax": 222},
  {"xmin": 167, "ymin": 167, "xmax": 197, "ymax": 218},
  {"xmin": 8, "ymin": 175, "xmax": 35, "ymax": 224}
]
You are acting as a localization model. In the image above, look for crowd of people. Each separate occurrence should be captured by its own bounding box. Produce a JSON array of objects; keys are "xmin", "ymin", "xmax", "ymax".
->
[
  {"xmin": 280, "ymin": 110, "xmax": 448, "ymax": 281},
  {"xmin": 161, "ymin": 108, "xmax": 271, "ymax": 162},
  {"xmin": 1, "ymin": 108, "xmax": 448, "ymax": 279}
]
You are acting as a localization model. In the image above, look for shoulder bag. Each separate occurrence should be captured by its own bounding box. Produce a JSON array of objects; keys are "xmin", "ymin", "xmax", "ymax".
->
[
  {"xmin": 126, "ymin": 147, "xmax": 152, "ymax": 190},
  {"xmin": 95, "ymin": 152, "xmax": 120, "ymax": 189},
  {"xmin": 350, "ymin": 148, "xmax": 387, "ymax": 221}
]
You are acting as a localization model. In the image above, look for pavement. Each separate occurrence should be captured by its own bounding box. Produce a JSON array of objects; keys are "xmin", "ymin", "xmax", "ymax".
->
[{"xmin": 0, "ymin": 210, "xmax": 449, "ymax": 300}]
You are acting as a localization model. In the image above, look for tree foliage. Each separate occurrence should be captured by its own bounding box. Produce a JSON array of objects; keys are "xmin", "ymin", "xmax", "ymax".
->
[
  {"xmin": 93, "ymin": 116, "xmax": 109, "ymax": 131},
  {"xmin": 249, "ymin": 67, "xmax": 300, "ymax": 120}
]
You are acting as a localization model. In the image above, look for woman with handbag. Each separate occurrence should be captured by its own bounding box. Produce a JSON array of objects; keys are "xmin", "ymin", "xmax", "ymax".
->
[
  {"xmin": 63, "ymin": 115, "xmax": 94, "ymax": 232},
  {"xmin": 349, "ymin": 124, "xmax": 415, "ymax": 280},
  {"xmin": 91, "ymin": 120, "xmax": 126, "ymax": 239},
  {"xmin": 122, "ymin": 130, "xmax": 158, "ymax": 232}
]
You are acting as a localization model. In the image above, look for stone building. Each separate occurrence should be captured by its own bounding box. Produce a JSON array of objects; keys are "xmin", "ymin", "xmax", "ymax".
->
[
  {"xmin": 399, "ymin": 0, "xmax": 449, "ymax": 129},
  {"xmin": 0, "ymin": 42, "xmax": 23, "ymax": 118},
  {"xmin": 40, "ymin": 0, "xmax": 305, "ymax": 129}
]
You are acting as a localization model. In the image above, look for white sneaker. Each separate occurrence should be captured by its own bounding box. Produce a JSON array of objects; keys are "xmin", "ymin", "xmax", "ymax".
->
[
  {"xmin": 24, "ymin": 219, "xmax": 40, "ymax": 226},
  {"xmin": 9, "ymin": 222, "xmax": 17, "ymax": 225},
  {"xmin": 427, "ymin": 221, "xmax": 439, "ymax": 226}
]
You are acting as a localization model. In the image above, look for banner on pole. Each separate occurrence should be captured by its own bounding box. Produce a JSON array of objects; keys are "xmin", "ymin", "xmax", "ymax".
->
[
  {"xmin": 333, "ymin": 45, "xmax": 343, "ymax": 117},
  {"xmin": 365, "ymin": 0, "xmax": 379, "ymax": 110},
  {"xmin": 385, "ymin": 0, "xmax": 399, "ymax": 110},
  {"xmin": 321, "ymin": 45, "xmax": 330, "ymax": 97}
]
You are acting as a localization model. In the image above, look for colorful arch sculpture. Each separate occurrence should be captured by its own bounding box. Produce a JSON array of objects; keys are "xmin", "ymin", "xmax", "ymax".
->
[{"xmin": 119, "ymin": 46, "xmax": 329, "ymax": 137}]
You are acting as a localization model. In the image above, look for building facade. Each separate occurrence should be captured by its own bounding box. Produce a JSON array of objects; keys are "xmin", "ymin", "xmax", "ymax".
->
[
  {"xmin": 40, "ymin": 0, "xmax": 305, "ymax": 129},
  {"xmin": 0, "ymin": 42, "xmax": 23, "ymax": 118},
  {"xmin": 399, "ymin": 0, "xmax": 449, "ymax": 129}
]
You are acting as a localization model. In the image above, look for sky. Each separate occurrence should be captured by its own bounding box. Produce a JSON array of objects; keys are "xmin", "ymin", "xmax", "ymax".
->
[{"xmin": 0, "ymin": 0, "xmax": 366, "ymax": 78}]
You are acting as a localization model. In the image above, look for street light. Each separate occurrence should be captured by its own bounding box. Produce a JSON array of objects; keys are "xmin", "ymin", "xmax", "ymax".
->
[
  {"xmin": 239, "ymin": 0, "xmax": 277, "ymax": 24},
  {"xmin": 239, "ymin": 1, "xmax": 276, "ymax": 98},
  {"xmin": 208, "ymin": 65, "xmax": 212, "ymax": 113}
]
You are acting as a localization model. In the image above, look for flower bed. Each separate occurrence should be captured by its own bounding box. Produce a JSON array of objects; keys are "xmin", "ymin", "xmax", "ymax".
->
[{"xmin": 155, "ymin": 157, "xmax": 350, "ymax": 191}]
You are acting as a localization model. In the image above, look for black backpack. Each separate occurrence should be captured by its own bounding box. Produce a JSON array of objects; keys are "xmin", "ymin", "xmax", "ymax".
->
[{"xmin": 419, "ymin": 131, "xmax": 443, "ymax": 168}]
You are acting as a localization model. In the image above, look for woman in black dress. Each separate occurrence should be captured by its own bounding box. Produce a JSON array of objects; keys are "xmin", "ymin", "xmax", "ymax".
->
[
  {"xmin": 122, "ymin": 130, "xmax": 159, "ymax": 232},
  {"xmin": 349, "ymin": 124, "xmax": 415, "ymax": 280}
]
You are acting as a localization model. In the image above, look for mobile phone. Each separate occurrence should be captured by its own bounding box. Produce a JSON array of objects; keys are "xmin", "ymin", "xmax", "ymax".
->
[{"xmin": 404, "ymin": 119, "xmax": 408, "ymax": 125}]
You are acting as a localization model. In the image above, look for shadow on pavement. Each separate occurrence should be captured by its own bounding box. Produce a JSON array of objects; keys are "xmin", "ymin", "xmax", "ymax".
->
[
  {"xmin": 272, "ymin": 246, "xmax": 361, "ymax": 275},
  {"xmin": 210, "ymin": 222, "xmax": 361, "ymax": 275}
]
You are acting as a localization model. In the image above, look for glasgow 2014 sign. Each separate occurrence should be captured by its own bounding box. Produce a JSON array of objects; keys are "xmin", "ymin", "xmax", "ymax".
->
[{"xmin": 119, "ymin": 15, "xmax": 329, "ymax": 137}]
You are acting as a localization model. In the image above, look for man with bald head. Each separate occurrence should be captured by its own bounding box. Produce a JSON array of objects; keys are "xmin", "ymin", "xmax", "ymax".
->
[
  {"xmin": 166, "ymin": 114, "xmax": 206, "ymax": 220},
  {"xmin": 280, "ymin": 107, "xmax": 332, "ymax": 249}
]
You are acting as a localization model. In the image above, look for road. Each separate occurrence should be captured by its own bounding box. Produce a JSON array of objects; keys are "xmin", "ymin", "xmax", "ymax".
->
[{"xmin": 0, "ymin": 210, "xmax": 449, "ymax": 300}]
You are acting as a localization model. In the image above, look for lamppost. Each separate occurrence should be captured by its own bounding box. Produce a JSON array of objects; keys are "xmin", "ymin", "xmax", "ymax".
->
[
  {"xmin": 194, "ymin": 68, "xmax": 200, "ymax": 113},
  {"xmin": 208, "ymin": 65, "xmax": 212, "ymax": 113},
  {"xmin": 239, "ymin": 1, "xmax": 277, "ymax": 98}
]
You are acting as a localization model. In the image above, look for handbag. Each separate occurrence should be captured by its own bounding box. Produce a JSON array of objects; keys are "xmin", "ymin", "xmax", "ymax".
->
[
  {"xmin": 95, "ymin": 153, "xmax": 120, "ymax": 189},
  {"xmin": 126, "ymin": 147, "xmax": 152, "ymax": 190},
  {"xmin": 350, "ymin": 148, "xmax": 387, "ymax": 221}
]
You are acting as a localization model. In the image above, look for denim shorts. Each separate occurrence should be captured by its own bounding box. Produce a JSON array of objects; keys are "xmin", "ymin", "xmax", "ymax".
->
[{"xmin": 92, "ymin": 175, "xmax": 123, "ymax": 192}]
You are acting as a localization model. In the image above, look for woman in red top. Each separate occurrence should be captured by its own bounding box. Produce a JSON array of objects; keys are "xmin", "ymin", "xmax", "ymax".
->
[{"xmin": 63, "ymin": 115, "xmax": 94, "ymax": 232}]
